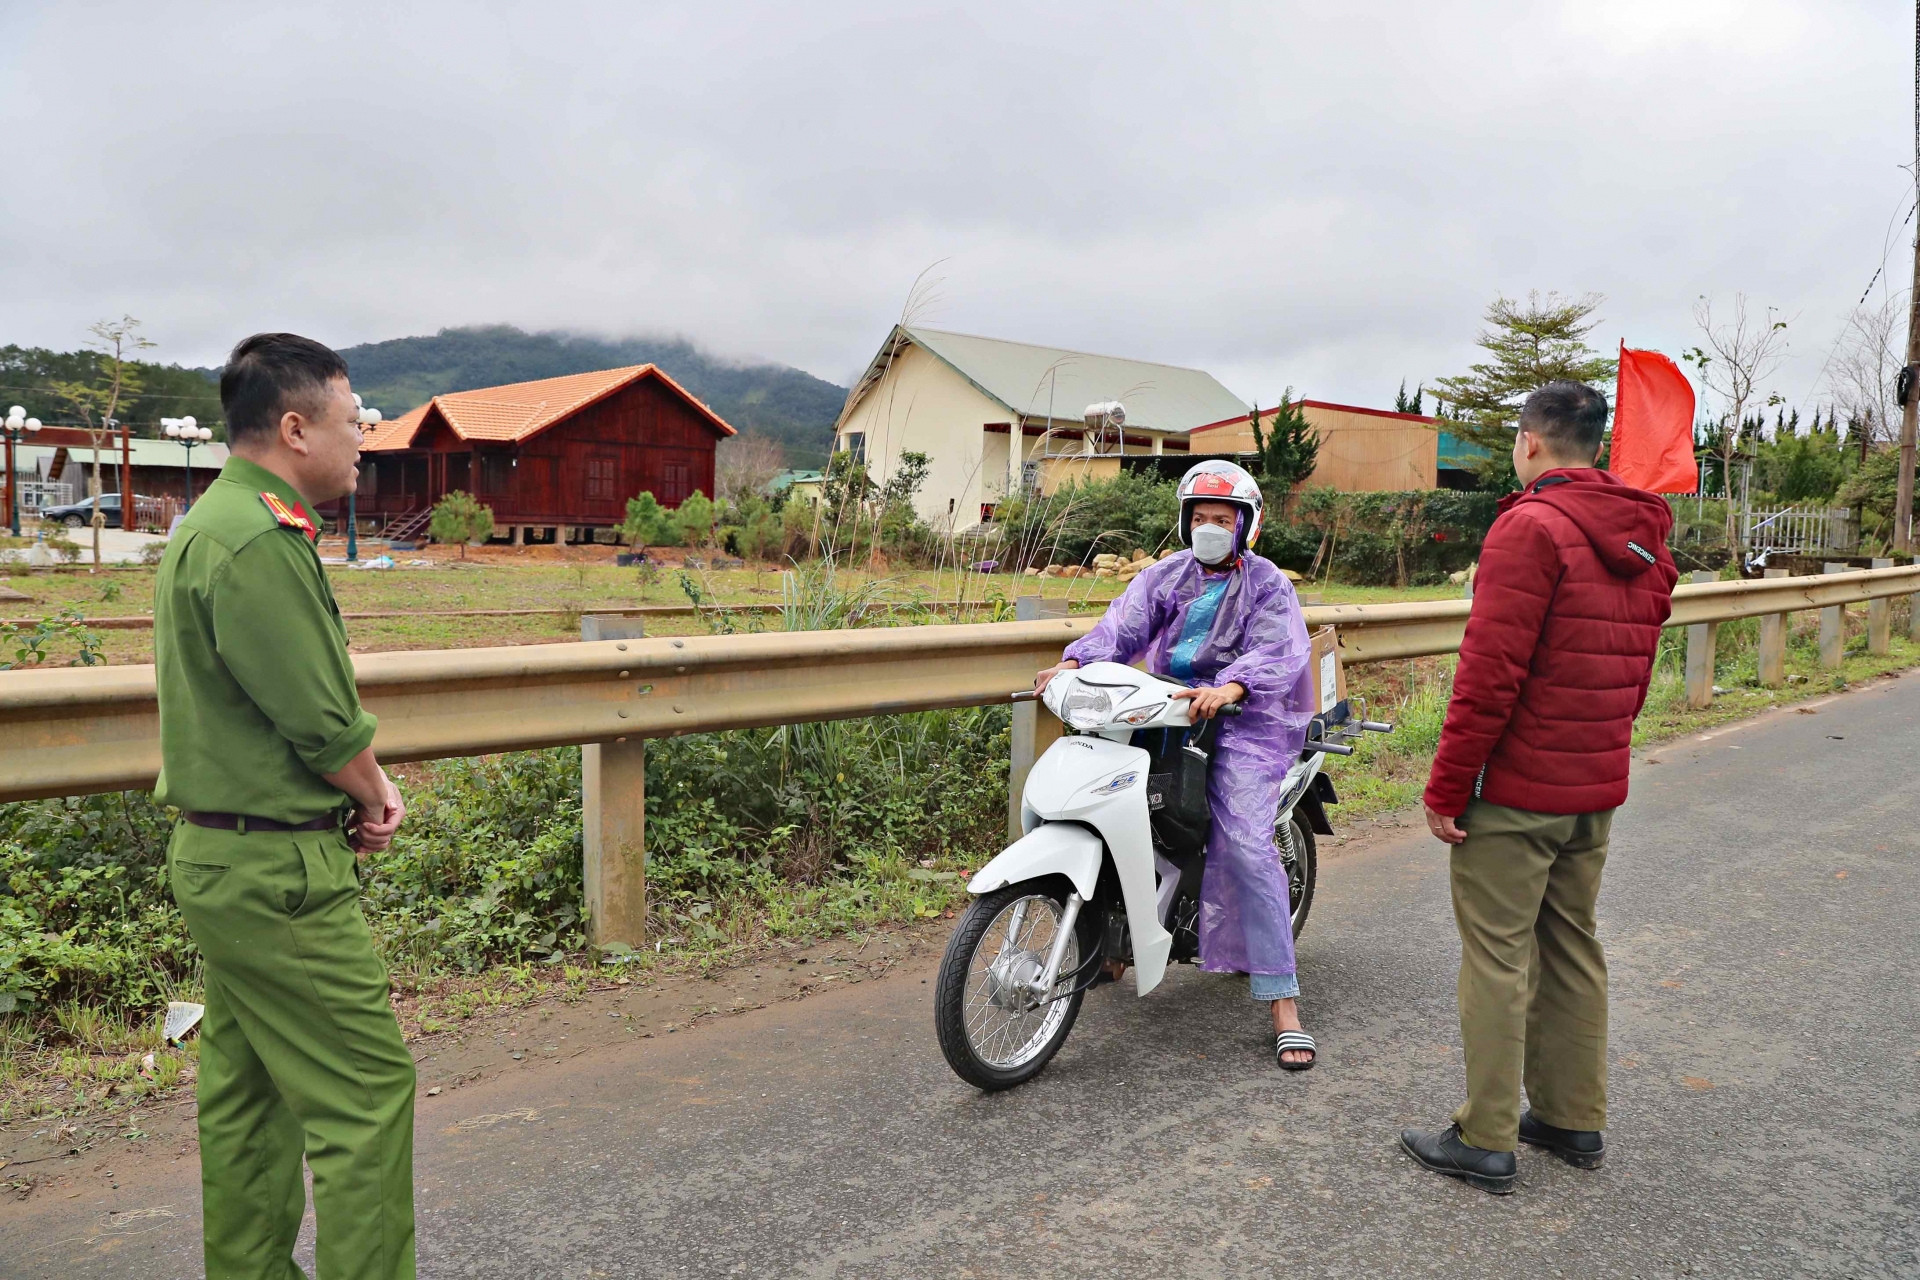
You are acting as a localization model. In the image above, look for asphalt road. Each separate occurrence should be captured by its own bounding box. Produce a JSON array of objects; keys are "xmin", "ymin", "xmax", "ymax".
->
[{"xmin": 8, "ymin": 678, "xmax": 1919, "ymax": 1279}]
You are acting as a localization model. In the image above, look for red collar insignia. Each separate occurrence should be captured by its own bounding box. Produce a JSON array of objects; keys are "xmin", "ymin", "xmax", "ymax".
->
[{"xmin": 259, "ymin": 491, "xmax": 318, "ymax": 542}]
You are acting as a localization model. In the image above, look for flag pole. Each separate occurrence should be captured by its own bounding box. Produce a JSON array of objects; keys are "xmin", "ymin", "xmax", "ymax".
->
[{"xmin": 1895, "ymin": 0, "xmax": 1920, "ymax": 552}]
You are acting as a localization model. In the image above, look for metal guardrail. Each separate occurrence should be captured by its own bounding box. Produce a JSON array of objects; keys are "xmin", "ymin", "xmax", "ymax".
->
[
  {"xmin": 0, "ymin": 599, "xmax": 1109, "ymax": 631},
  {"xmin": 5, "ymin": 563, "xmax": 1919, "ymax": 941},
  {"xmin": 6, "ymin": 565, "xmax": 1919, "ymax": 804}
]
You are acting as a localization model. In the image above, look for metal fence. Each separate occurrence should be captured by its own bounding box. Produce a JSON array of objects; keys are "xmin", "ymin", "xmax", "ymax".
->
[
  {"xmin": 130, "ymin": 495, "xmax": 182, "ymax": 533},
  {"xmin": 17, "ymin": 481, "xmax": 73, "ymax": 513},
  {"xmin": 1741, "ymin": 506, "xmax": 1857, "ymax": 554}
]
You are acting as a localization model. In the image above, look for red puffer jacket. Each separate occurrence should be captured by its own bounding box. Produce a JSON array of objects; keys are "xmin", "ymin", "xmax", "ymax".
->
[{"xmin": 1425, "ymin": 468, "xmax": 1679, "ymax": 817}]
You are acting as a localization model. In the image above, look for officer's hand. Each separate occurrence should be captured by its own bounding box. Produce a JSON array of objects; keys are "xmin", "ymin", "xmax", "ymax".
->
[
  {"xmin": 1424, "ymin": 804, "xmax": 1467, "ymax": 845},
  {"xmin": 1171, "ymin": 682, "xmax": 1245, "ymax": 719},
  {"xmin": 354, "ymin": 773, "xmax": 407, "ymax": 855},
  {"xmin": 1034, "ymin": 659, "xmax": 1080, "ymax": 693}
]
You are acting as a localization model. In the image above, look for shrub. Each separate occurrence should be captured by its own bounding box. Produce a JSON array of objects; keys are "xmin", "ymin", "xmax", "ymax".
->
[
  {"xmin": 428, "ymin": 490, "xmax": 495, "ymax": 558},
  {"xmin": 361, "ymin": 750, "xmax": 588, "ymax": 973},
  {"xmin": 0, "ymin": 609, "xmax": 104, "ymax": 670},
  {"xmin": 674, "ymin": 491, "xmax": 716, "ymax": 549},
  {"xmin": 0, "ymin": 791, "xmax": 185, "ymax": 1016},
  {"xmin": 619, "ymin": 492, "xmax": 680, "ymax": 548},
  {"xmin": 780, "ymin": 498, "xmax": 816, "ymax": 559},
  {"xmin": 999, "ymin": 471, "xmax": 1180, "ymax": 569},
  {"xmin": 1262, "ymin": 488, "xmax": 1498, "ymax": 585}
]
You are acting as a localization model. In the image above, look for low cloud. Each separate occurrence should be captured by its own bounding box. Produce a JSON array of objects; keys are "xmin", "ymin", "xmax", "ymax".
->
[{"xmin": 0, "ymin": 0, "xmax": 1905, "ymax": 412}]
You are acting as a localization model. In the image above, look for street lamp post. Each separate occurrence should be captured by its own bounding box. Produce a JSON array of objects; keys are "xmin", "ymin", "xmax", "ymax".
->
[
  {"xmin": 162, "ymin": 417, "xmax": 213, "ymax": 523},
  {"xmin": 4, "ymin": 406, "xmax": 44, "ymax": 537},
  {"xmin": 349, "ymin": 395, "xmax": 381, "ymax": 563}
]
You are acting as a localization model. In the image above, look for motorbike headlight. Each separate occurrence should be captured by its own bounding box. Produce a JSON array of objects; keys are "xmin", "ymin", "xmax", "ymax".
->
[{"xmin": 1060, "ymin": 686, "xmax": 1114, "ymax": 730}]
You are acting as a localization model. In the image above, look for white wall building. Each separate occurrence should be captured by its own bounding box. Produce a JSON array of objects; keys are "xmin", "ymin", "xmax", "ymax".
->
[{"xmin": 833, "ymin": 327, "xmax": 1250, "ymax": 531}]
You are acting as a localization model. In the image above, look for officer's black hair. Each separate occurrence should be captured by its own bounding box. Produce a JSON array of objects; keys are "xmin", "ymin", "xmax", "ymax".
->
[
  {"xmin": 220, "ymin": 333, "xmax": 350, "ymax": 444},
  {"xmin": 1518, "ymin": 381, "xmax": 1608, "ymax": 459}
]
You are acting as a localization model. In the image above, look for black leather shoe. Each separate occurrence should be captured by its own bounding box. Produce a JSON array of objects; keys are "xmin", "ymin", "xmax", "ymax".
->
[
  {"xmin": 1519, "ymin": 1110, "xmax": 1605, "ymax": 1169},
  {"xmin": 1400, "ymin": 1123, "xmax": 1517, "ymax": 1194}
]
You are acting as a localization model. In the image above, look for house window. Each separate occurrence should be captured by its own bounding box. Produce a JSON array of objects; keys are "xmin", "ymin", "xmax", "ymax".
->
[
  {"xmin": 480, "ymin": 454, "xmax": 512, "ymax": 493},
  {"xmin": 586, "ymin": 455, "xmax": 618, "ymax": 501},
  {"xmin": 841, "ymin": 432, "xmax": 865, "ymax": 462},
  {"xmin": 663, "ymin": 462, "xmax": 692, "ymax": 504},
  {"xmin": 445, "ymin": 452, "xmax": 471, "ymax": 493}
]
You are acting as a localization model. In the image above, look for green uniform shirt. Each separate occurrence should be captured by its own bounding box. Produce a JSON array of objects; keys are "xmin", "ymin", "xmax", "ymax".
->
[{"xmin": 153, "ymin": 455, "xmax": 377, "ymax": 823}]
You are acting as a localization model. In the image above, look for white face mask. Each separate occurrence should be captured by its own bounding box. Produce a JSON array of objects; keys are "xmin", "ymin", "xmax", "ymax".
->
[{"xmin": 1190, "ymin": 522, "xmax": 1235, "ymax": 565}]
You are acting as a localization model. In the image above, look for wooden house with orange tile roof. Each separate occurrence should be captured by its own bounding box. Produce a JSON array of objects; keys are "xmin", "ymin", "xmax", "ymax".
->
[{"xmin": 330, "ymin": 364, "xmax": 736, "ymax": 544}]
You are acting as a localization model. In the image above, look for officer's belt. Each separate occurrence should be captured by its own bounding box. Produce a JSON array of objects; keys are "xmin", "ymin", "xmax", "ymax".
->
[{"xmin": 184, "ymin": 811, "xmax": 343, "ymax": 834}]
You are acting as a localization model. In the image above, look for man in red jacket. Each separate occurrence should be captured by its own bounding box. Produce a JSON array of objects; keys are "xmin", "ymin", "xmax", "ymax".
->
[{"xmin": 1401, "ymin": 381, "xmax": 1678, "ymax": 1194}]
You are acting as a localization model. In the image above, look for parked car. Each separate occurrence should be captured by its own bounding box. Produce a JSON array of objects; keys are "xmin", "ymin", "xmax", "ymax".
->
[{"xmin": 40, "ymin": 493, "xmax": 153, "ymax": 527}]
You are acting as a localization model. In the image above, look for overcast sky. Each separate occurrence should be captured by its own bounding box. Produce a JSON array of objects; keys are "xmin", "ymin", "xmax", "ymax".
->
[{"xmin": 1, "ymin": 1, "xmax": 1910, "ymax": 415}]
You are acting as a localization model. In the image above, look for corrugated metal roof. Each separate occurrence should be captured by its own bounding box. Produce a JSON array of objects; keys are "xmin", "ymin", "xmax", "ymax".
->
[
  {"xmin": 361, "ymin": 365, "xmax": 737, "ymax": 452},
  {"xmin": 8, "ymin": 441, "xmax": 230, "ymax": 469},
  {"xmin": 855, "ymin": 327, "xmax": 1249, "ymax": 434}
]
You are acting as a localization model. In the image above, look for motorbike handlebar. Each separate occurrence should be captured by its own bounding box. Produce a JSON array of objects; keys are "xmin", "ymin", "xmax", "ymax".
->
[{"xmin": 1011, "ymin": 690, "xmax": 1040, "ymax": 702}]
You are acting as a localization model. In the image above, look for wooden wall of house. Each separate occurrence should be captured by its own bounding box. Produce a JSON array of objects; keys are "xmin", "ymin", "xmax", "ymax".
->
[{"xmin": 341, "ymin": 375, "xmax": 723, "ymax": 526}]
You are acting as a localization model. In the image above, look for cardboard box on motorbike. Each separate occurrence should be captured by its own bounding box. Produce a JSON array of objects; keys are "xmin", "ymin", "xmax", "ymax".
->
[{"xmin": 1310, "ymin": 625, "xmax": 1346, "ymax": 715}]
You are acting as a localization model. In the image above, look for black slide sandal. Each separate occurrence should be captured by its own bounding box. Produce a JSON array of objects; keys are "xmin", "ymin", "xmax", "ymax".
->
[{"xmin": 1275, "ymin": 1030, "xmax": 1317, "ymax": 1071}]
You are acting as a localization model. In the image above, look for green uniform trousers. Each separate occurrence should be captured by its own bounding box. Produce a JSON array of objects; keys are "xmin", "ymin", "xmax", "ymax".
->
[
  {"xmin": 1449, "ymin": 800, "xmax": 1612, "ymax": 1153},
  {"xmin": 168, "ymin": 822, "xmax": 416, "ymax": 1280}
]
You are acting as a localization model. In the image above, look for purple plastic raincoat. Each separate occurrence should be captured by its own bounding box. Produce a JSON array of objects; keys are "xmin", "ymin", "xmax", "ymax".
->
[{"xmin": 1063, "ymin": 550, "xmax": 1314, "ymax": 980}]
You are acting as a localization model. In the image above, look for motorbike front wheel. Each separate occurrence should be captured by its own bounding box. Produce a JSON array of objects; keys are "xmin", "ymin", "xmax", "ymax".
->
[
  {"xmin": 934, "ymin": 882, "xmax": 1093, "ymax": 1091},
  {"xmin": 1279, "ymin": 809, "xmax": 1318, "ymax": 939}
]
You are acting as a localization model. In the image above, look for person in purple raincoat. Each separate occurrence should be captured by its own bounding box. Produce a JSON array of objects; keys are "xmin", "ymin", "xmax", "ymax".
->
[{"xmin": 1035, "ymin": 460, "xmax": 1320, "ymax": 1069}]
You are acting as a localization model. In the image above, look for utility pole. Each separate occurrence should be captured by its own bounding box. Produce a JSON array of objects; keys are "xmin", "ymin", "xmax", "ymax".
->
[{"xmin": 1897, "ymin": 0, "xmax": 1920, "ymax": 552}]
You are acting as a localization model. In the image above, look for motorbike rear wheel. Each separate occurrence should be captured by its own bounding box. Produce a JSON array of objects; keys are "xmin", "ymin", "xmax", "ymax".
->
[
  {"xmin": 934, "ymin": 882, "xmax": 1093, "ymax": 1091},
  {"xmin": 1280, "ymin": 810, "xmax": 1317, "ymax": 938}
]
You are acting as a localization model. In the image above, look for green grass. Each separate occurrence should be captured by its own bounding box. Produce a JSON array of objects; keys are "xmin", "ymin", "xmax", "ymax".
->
[{"xmin": 0, "ymin": 554, "xmax": 1464, "ymax": 666}]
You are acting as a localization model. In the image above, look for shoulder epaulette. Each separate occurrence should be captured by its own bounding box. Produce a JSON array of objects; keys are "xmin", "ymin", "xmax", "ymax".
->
[{"xmin": 259, "ymin": 491, "xmax": 318, "ymax": 542}]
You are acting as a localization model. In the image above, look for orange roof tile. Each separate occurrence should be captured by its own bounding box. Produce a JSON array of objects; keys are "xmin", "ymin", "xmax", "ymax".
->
[
  {"xmin": 360, "ymin": 403, "xmax": 427, "ymax": 451},
  {"xmin": 360, "ymin": 364, "xmax": 735, "ymax": 452}
]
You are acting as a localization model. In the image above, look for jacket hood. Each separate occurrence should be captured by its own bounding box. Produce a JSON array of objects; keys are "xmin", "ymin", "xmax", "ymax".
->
[{"xmin": 1502, "ymin": 468, "xmax": 1675, "ymax": 578}]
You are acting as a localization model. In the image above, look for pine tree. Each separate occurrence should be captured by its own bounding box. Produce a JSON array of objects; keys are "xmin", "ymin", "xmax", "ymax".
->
[
  {"xmin": 428, "ymin": 490, "xmax": 494, "ymax": 559},
  {"xmin": 1432, "ymin": 292, "xmax": 1617, "ymax": 490},
  {"xmin": 1250, "ymin": 389, "xmax": 1320, "ymax": 515}
]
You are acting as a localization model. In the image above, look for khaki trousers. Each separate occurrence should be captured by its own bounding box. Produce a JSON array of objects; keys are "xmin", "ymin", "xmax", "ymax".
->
[{"xmin": 1449, "ymin": 800, "xmax": 1611, "ymax": 1152}]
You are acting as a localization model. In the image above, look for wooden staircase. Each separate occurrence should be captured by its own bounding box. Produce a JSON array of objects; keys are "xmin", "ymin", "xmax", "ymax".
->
[{"xmin": 379, "ymin": 507, "xmax": 431, "ymax": 541}]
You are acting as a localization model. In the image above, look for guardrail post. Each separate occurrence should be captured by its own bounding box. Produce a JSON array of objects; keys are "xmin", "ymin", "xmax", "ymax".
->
[
  {"xmin": 581, "ymin": 617, "xmax": 649, "ymax": 948},
  {"xmin": 1009, "ymin": 596, "xmax": 1068, "ymax": 839},
  {"xmin": 1758, "ymin": 567, "xmax": 1789, "ymax": 687},
  {"xmin": 1820, "ymin": 562, "xmax": 1846, "ymax": 669},
  {"xmin": 1910, "ymin": 557, "xmax": 1920, "ymax": 642},
  {"xmin": 1684, "ymin": 570, "xmax": 1718, "ymax": 709},
  {"xmin": 1868, "ymin": 558, "xmax": 1893, "ymax": 655}
]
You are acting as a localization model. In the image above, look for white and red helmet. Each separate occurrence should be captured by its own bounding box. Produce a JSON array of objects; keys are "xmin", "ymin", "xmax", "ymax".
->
[{"xmin": 1178, "ymin": 459, "xmax": 1263, "ymax": 555}]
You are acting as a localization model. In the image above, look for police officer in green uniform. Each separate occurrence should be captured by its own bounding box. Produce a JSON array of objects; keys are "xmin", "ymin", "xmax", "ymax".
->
[{"xmin": 155, "ymin": 333, "xmax": 414, "ymax": 1280}]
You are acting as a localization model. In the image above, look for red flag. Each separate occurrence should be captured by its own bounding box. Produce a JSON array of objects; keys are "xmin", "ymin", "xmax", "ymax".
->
[{"xmin": 1610, "ymin": 344, "xmax": 1697, "ymax": 493}]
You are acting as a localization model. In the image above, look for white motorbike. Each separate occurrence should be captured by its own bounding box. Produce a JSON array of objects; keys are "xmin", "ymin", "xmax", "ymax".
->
[{"xmin": 933, "ymin": 660, "xmax": 1392, "ymax": 1090}]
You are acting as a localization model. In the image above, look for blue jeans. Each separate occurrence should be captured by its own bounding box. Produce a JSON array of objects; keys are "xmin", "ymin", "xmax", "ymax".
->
[{"xmin": 1249, "ymin": 971, "xmax": 1300, "ymax": 1001}]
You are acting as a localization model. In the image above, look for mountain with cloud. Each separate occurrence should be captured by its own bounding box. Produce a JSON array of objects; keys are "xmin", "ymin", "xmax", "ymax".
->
[{"xmin": 336, "ymin": 326, "xmax": 847, "ymax": 465}]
